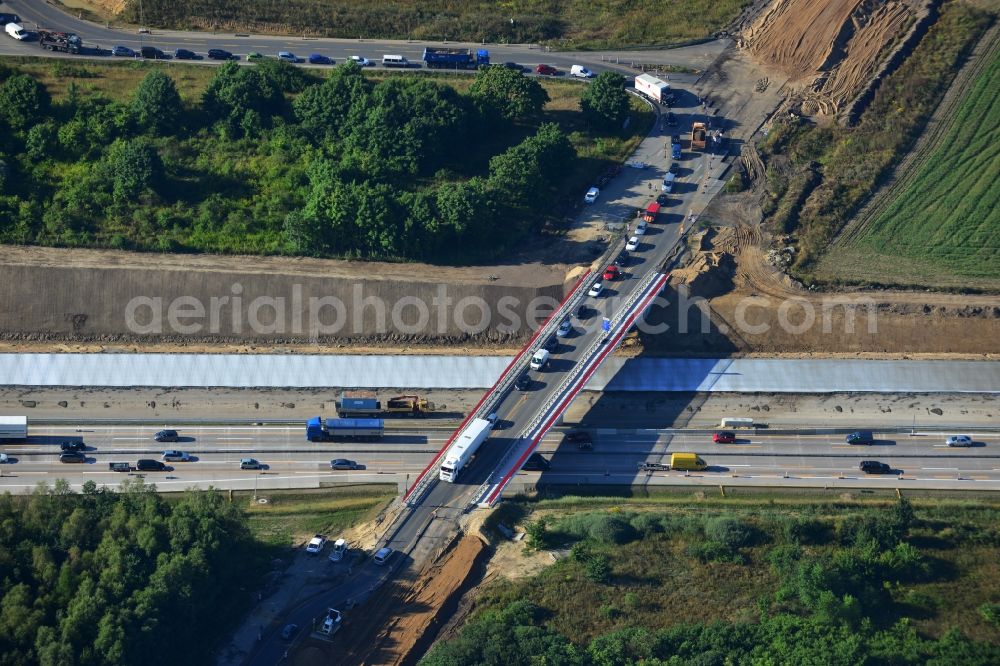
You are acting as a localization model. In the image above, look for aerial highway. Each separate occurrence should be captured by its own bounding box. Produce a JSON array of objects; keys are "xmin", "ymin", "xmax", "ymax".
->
[
  {"xmin": 4, "ymin": 423, "xmax": 998, "ymax": 493},
  {"xmin": 0, "ymin": 0, "xmax": 718, "ymax": 74}
]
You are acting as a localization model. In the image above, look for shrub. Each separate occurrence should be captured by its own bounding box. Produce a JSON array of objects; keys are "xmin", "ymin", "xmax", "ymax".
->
[
  {"xmin": 585, "ymin": 555, "xmax": 611, "ymax": 583},
  {"xmin": 785, "ymin": 518, "xmax": 833, "ymax": 545},
  {"xmin": 705, "ymin": 516, "xmax": 759, "ymax": 550}
]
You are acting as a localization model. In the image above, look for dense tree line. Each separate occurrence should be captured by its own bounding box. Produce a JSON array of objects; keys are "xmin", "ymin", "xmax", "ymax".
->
[
  {"xmin": 0, "ymin": 59, "xmax": 601, "ymax": 263},
  {"xmin": 0, "ymin": 480, "xmax": 263, "ymax": 666},
  {"xmin": 423, "ymin": 499, "xmax": 1000, "ymax": 665}
]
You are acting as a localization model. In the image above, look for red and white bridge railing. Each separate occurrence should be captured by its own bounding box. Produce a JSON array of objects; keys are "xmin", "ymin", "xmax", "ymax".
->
[
  {"xmin": 472, "ymin": 271, "xmax": 670, "ymax": 508},
  {"xmin": 401, "ymin": 270, "xmax": 594, "ymax": 506}
]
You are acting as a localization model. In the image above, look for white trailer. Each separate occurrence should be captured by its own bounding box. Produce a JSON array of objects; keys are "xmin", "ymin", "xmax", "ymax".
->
[
  {"xmin": 635, "ymin": 73, "xmax": 673, "ymax": 104},
  {"xmin": 439, "ymin": 418, "xmax": 493, "ymax": 482},
  {"xmin": 0, "ymin": 416, "xmax": 27, "ymax": 440}
]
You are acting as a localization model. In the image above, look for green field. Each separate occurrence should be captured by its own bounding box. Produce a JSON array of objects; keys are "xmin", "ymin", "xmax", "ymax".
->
[
  {"xmin": 120, "ymin": 0, "xmax": 748, "ymax": 49},
  {"xmin": 817, "ymin": 52, "xmax": 1000, "ymax": 289}
]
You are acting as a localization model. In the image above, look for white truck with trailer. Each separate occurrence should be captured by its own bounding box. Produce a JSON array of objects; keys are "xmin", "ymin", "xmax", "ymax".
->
[
  {"xmin": 439, "ymin": 418, "xmax": 493, "ymax": 482},
  {"xmin": 0, "ymin": 416, "xmax": 27, "ymax": 440},
  {"xmin": 634, "ymin": 73, "xmax": 674, "ymax": 105}
]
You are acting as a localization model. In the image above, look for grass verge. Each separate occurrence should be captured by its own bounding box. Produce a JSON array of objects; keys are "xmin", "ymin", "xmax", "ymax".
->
[
  {"xmin": 113, "ymin": 0, "xmax": 749, "ymax": 50},
  {"xmin": 238, "ymin": 485, "xmax": 396, "ymax": 548}
]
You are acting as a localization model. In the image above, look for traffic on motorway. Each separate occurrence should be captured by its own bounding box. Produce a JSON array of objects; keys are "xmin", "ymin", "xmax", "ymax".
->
[
  {"xmin": 1, "ymin": 7, "xmax": 603, "ymax": 77},
  {"xmin": 3, "ymin": 420, "xmax": 997, "ymax": 489}
]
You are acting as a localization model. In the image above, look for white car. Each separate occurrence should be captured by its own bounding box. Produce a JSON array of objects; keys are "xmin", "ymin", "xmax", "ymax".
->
[
  {"xmin": 634, "ymin": 220, "xmax": 648, "ymax": 235},
  {"xmin": 626, "ymin": 236, "xmax": 640, "ymax": 251},
  {"xmin": 161, "ymin": 450, "xmax": 190, "ymax": 462},
  {"xmin": 0, "ymin": 453, "xmax": 8, "ymax": 464},
  {"xmin": 321, "ymin": 608, "xmax": 342, "ymax": 635},
  {"xmin": 588, "ymin": 282, "xmax": 604, "ymax": 298},
  {"xmin": 306, "ymin": 534, "xmax": 327, "ymax": 554},
  {"xmin": 277, "ymin": 51, "xmax": 299, "ymax": 63},
  {"xmin": 626, "ymin": 160, "xmax": 647, "ymax": 169},
  {"xmin": 946, "ymin": 435, "xmax": 973, "ymax": 447},
  {"xmin": 584, "ymin": 187, "xmax": 599, "ymax": 204},
  {"xmin": 350, "ymin": 56, "xmax": 373, "ymax": 67},
  {"xmin": 556, "ymin": 319, "xmax": 572, "ymax": 337}
]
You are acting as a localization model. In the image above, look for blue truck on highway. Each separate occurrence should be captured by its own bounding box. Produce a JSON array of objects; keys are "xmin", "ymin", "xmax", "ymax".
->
[
  {"xmin": 422, "ymin": 47, "xmax": 489, "ymax": 70},
  {"xmin": 307, "ymin": 417, "xmax": 384, "ymax": 441}
]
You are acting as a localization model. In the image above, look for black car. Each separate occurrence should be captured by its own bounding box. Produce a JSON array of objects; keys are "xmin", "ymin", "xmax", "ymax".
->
[
  {"xmin": 522, "ymin": 453, "xmax": 550, "ymax": 472},
  {"xmin": 59, "ymin": 441, "xmax": 86, "ymax": 452},
  {"xmin": 330, "ymin": 459, "xmax": 359, "ymax": 470},
  {"xmin": 613, "ymin": 251, "xmax": 629, "ymax": 268},
  {"xmin": 280, "ymin": 623, "xmax": 298, "ymax": 641},
  {"xmin": 666, "ymin": 111, "xmax": 676, "ymax": 126},
  {"xmin": 59, "ymin": 452, "xmax": 86, "ymax": 463},
  {"xmin": 576, "ymin": 303, "xmax": 590, "ymax": 318},
  {"xmin": 140, "ymin": 46, "xmax": 166, "ymax": 59},
  {"xmin": 543, "ymin": 336, "xmax": 558, "ymax": 351},
  {"xmin": 154, "ymin": 429, "xmax": 179, "ymax": 443},
  {"xmin": 846, "ymin": 431, "xmax": 875, "ymax": 445},
  {"xmin": 207, "ymin": 48, "xmax": 232, "ymax": 60},
  {"xmin": 514, "ymin": 373, "xmax": 531, "ymax": 391},
  {"xmin": 565, "ymin": 431, "xmax": 593, "ymax": 450},
  {"xmin": 135, "ymin": 458, "xmax": 166, "ymax": 472},
  {"xmin": 502, "ymin": 61, "xmax": 523, "ymax": 71},
  {"xmin": 859, "ymin": 460, "xmax": 894, "ymax": 474},
  {"xmin": 174, "ymin": 48, "xmax": 196, "ymax": 60},
  {"xmin": 656, "ymin": 193, "xmax": 670, "ymax": 206},
  {"xmin": 668, "ymin": 162, "xmax": 680, "ymax": 175}
]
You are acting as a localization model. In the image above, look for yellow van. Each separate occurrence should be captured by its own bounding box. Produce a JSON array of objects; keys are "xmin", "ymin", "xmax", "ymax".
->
[{"xmin": 670, "ymin": 452, "xmax": 707, "ymax": 471}]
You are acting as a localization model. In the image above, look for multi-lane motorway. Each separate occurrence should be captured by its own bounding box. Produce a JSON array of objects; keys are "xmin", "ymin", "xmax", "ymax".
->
[
  {"xmin": 0, "ymin": 0, "xmax": 717, "ymax": 74},
  {"xmin": 4, "ymin": 423, "xmax": 998, "ymax": 493}
]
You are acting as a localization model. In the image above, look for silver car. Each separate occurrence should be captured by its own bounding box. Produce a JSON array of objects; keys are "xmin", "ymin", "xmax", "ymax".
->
[
  {"xmin": 945, "ymin": 435, "xmax": 973, "ymax": 447},
  {"xmin": 161, "ymin": 450, "xmax": 191, "ymax": 462}
]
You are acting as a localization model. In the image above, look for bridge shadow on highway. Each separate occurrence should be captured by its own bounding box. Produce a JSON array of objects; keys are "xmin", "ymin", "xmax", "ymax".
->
[{"xmin": 530, "ymin": 279, "xmax": 741, "ymax": 495}]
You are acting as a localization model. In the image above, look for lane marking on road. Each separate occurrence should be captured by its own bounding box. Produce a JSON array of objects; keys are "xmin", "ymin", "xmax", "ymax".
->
[
  {"xmin": 923, "ymin": 467, "xmax": 959, "ymax": 470},
  {"xmin": 112, "ymin": 437, "xmax": 144, "ymax": 440},
  {"xmin": 217, "ymin": 437, "xmax": 254, "ymax": 441}
]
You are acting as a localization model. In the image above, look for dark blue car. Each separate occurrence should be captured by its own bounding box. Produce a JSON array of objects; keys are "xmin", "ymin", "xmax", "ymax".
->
[{"xmin": 308, "ymin": 53, "xmax": 333, "ymax": 65}]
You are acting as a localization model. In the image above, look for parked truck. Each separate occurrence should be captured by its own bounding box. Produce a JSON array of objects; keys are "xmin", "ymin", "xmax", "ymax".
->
[
  {"xmin": 634, "ymin": 73, "xmax": 674, "ymax": 105},
  {"xmin": 691, "ymin": 122, "xmax": 707, "ymax": 150},
  {"xmin": 38, "ymin": 30, "xmax": 82, "ymax": 54},
  {"xmin": 422, "ymin": 47, "xmax": 489, "ymax": 70},
  {"xmin": 0, "ymin": 416, "xmax": 27, "ymax": 440},
  {"xmin": 306, "ymin": 417, "xmax": 384, "ymax": 441},
  {"xmin": 643, "ymin": 201, "xmax": 661, "ymax": 223},
  {"xmin": 335, "ymin": 391, "xmax": 433, "ymax": 417},
  {"xmin": 439, "ymin": 418, "xmax": 493, "ymax": 482}
]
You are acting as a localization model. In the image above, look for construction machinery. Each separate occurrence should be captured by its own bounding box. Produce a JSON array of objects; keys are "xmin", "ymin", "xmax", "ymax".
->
[{"xmin": 691, "ymin": 122, "xmax": 708, "ymax": 150}]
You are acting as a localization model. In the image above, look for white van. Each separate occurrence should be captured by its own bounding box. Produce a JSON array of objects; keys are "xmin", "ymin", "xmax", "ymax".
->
[
  {"xmin": 328, "ymin": 538, "xmax": 348, "ymax": 562},
  {"xmin": 381, "ymin": 54, "xmax": 410, "ymax": 68},
  {"xmin": 720, "ymin": 417, "xmax": 754, "ymax": 429},
  {"xmin": 661, "ymin": 172, "xmax": 676, "ymax": 192},
  {"xmin": 570, "ymin": 65, "xmax": 594, "ymax": 78},
  {"xmin": 5, "ymin": 23, "xmax": 26, "ymax": 40},
  {"xmin": 529, "ymin": 349, "xmax": 550, "ymax": 371}
]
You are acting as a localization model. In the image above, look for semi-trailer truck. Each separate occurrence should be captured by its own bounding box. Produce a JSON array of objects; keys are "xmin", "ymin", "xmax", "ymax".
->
[
  {"xmin": 335, "ymin": 391, "xmax": 433, "ymax": 417},
  {"xmin": 439, "ymin": 418, "xmax": 493, "ymax": 482},
  {"xmin": 422, "ymin": 47, "xmax": 489, "ymax": 69},
  {"xmin": 38, "ymin": 30, "xmax": 82, "ymax": 54},
  {"xmin": 0, "ymin": 416, "xmax": 27, "ymax": 440},
  {"xmin": 306, "ymin": 417, "xmax": 384, "ymax": 441},
  {"xmin": 634, "ymin": 73, "xmax": 674, "ymax": 105}
]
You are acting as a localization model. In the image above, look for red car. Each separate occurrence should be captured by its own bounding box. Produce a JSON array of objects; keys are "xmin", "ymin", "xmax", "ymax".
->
[
  {"xmin": 602, "ymin": 265, "xmax": 620, "ymax": 280},
  {"xmin": 535, "ymin": 64, "xmax": 558, "ymax": 75},
  {"xmin": 713, "ymin": 431, "xmax": 736, "ymax": 444}
]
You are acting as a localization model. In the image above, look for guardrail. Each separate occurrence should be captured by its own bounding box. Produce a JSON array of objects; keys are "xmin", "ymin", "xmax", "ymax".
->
[
  {"xmin": 472, "ymin": 272, "xmax": 670, "ymax": 507},
  {"xmin": 401, "ymin": 270, "xmax": 594, "ymax": 506}
]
